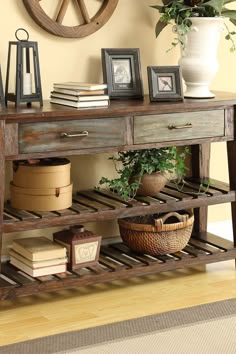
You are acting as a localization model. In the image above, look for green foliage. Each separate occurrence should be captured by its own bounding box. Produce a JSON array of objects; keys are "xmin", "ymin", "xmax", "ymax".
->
[
  {"xmin": 97, "ymin": 147, "xmax": 189, "ymax": 200},
  {"xmin": 151, "ymin": 0, "xmax": 236, "ymax": 51}
]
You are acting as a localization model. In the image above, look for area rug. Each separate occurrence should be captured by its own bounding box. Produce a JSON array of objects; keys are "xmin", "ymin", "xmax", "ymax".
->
[{"xmin": 1, "ymin": 298, "xmax": 236, "ymax": 354}]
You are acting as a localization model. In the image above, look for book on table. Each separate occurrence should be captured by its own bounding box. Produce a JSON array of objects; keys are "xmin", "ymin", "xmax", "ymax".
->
[
  {"xmin": 12, "ymin": 236, "xmax": 67, "ymax": 262},
  {"xmin": 50, "ymin": 97, "xmax": 109, "ymax": 109},
  {"xmin": 53, "ymin": 82, "xmax": 107, "ymax": 90},
  {"xmin": 52, "ymin": 88, "xmax": 106, "ymax": 96},
  {"xmin": 9, "ymin": 249, "xmax": 68, "ymax": 268},
  {"xmin": 10, "ymin": 256, "xmax": 66, "ymax": 277},
  {"xmin": 50, "ymin": 91, "xmax": 109, "ymax": 101}
]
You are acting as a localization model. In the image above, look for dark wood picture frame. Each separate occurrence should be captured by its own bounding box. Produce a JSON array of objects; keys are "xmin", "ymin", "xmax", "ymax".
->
[
  {"xmin": 102, "ymin": 48, "xmax": 143, "ymax": 99},
  {"xmin": 0, "ymin": 65, "xmax": 5, "ymax": 109},
  {"xmin": 147, "ymin": 66, "xmax": 183, "ymax": 102}
]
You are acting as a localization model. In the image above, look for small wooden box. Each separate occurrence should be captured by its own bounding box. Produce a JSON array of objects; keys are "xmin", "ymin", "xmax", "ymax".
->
[
  {"xmin": 53, "ymin": 225, "xmax": 102, "ymax": 271},
  {"xmin": 13, "ymin": 158, "xmax": 71, "ymax": 189},
  {"xmin": 10, "ymin": 182, "xmax": 73, "ymax": 211}
]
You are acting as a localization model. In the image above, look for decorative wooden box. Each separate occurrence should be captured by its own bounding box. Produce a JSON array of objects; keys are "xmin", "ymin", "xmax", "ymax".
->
[
  {"xmin": 13, "ymin": 158, "xmax": 71, "ymax": 189},
  {"xmin": 10, "ymin": 157, "xmax": 72, "ymax": 211},
  {"xmin": 10, "ymin": 183, "xmax": 73, "ymax": 211},
  {"xmin": 53, "ymin": 225, "xmax": 102, "ymax": 271}
]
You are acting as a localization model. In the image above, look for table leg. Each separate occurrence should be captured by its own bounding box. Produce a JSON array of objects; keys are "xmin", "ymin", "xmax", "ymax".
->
[
  {"xmin": 0, "ymin": 120, "xmax": 5, "ymax": 272},
  {"xmin": 227, "ymin": 140, "xmax": 236, "ymax": 248},
  {"xmin": 191, "ymin": 143, "xmax": 211, "ymax": 235}
]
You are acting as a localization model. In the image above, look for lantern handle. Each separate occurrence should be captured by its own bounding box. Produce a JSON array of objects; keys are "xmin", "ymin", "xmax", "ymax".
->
[{"xmin": 15, "ymin": 28, "xmax": 29, "ymax": 42}]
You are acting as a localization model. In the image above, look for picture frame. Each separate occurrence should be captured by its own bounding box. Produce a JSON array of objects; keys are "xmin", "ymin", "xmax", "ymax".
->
[
  {"xmin": 0, "ymin": 65, "xmax": 5, "ymax": 108},
  {"xmin": 101, "ymin": 48, "xmax": 143, "ymax": 99},
  {"xmin": 147, "ymin": 66, "xmax": 183, "ymax": 102}
]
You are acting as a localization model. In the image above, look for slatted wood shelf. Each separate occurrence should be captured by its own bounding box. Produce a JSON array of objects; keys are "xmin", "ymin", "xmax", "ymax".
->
[
  {"xmin": 0, "ymin": 232, "xmax": 235, "ymax": 300},
  {"xmin": 3, "ymin": 178, "xmax": 236, "ymax": 233}
]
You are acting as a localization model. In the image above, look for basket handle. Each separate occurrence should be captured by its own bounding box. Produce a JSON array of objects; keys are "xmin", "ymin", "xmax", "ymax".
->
[{"xmin": 154, "ymin": 211, "xmax": 189, "ymax": 232}]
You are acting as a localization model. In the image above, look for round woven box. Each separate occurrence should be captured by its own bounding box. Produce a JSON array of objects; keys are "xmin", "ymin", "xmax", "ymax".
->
[{"xmin": 118, "ymin": 209, "xmax": 194, "ymax": 256}]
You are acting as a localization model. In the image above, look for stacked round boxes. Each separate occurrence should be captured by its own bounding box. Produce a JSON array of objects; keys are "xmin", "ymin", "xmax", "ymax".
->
[{"xmin": 10, "ymin": 158, "xmax": 72, "ymax": 211}]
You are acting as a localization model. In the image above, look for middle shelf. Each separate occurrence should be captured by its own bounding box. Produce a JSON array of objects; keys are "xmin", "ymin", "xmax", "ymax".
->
[{"xmin": 3, "ymin": 177, "xmax": 236, "ymax": 233}]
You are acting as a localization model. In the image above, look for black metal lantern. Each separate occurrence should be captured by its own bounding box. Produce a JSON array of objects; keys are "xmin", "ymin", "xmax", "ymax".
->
[
  {"xmin": 0, "ymin": 65, "xmax": 5, "ymax": 109},
  {"xmin": 5, "ymin": 28, "xmax": 43, "ymax": 107}
]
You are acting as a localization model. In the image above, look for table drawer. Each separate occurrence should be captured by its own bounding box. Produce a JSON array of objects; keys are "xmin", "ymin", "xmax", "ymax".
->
[
  {"xmin": 19, "ymin": 117, "xmax": 126, "ymax": 153},
  {"xmin": 134, "ymin": 110, "xmax": 225, "ymax": 144}
]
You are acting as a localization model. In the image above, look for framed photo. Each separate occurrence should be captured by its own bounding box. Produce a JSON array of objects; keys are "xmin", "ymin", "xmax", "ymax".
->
[
  {"xmin": 147, "ymin": 66, "xmax": 183, "ymax": 102},
  {"xmin": 101, "ymin": 48, "xmax": 143, "ymax": 99}
]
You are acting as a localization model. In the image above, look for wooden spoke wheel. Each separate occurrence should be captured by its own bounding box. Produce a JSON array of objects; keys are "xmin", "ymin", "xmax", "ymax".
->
[{"xmin": 23, "ymin": 0, "xmax": 119, "ymax": 38}]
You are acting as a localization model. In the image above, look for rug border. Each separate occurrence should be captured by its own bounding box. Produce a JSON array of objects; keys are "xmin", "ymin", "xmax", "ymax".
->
[{"xmin": 1, "ymin": 297, "xmax": 236, "ymax": 354}]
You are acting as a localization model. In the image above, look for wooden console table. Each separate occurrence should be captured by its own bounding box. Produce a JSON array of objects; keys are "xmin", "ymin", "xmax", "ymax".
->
[{"xmin": 0, "ymin": 92, "xmax": 236, "ymax": 300}]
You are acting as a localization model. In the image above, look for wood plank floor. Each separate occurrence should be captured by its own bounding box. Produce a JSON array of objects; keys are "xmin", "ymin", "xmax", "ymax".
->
[{"xmin": 0, "ymin": 259, "xmax": 236, "ymax": 346}]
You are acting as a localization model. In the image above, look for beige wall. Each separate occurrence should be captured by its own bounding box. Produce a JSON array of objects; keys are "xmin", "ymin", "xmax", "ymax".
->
[{"xmin": 1, "ymin": 1, "xmax": 235, "ymax": 254}]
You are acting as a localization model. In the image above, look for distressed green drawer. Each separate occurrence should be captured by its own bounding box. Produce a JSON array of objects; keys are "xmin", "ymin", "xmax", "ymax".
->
[
  {"xmin": 134, "ymin": 110, "xmax": 225, "ymax": 144},
  {"xmin": 19, "ymin": 118, "xmax": 126, "ymax": 153}
]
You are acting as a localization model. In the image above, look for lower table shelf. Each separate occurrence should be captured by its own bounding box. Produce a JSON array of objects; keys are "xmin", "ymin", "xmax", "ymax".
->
[{"xmin": 0, "ymin": 232, "xmax": 235, "ymax": 300}]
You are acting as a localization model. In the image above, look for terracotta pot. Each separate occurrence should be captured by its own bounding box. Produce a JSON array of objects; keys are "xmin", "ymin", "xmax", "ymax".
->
[{"xmin": 136, "ymin": 171, "xmax": 168, "ymax": 196}]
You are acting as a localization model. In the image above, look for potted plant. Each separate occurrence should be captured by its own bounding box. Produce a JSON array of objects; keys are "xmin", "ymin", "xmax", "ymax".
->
[
  {"xmin": 152, "ymin": 0, "xmax": 236, "ymax": 47},
  {"xmin": 151, "ymin": 0, "xmax": 236, "ymax": 98},
  {"xmin": 98, "ymin": 146, "xmax": 189, "ymax": 200}
]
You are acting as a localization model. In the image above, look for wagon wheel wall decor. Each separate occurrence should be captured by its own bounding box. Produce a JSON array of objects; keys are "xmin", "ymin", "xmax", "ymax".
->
[{"xmin": 23, "ymin": 0, "xmax": 119, "ymax": 38}]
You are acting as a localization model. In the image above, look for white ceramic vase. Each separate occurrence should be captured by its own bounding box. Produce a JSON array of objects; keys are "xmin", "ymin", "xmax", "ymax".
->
[{"xmin": 178, "ymin": 17, "xmax": 224, "ymax": 98}]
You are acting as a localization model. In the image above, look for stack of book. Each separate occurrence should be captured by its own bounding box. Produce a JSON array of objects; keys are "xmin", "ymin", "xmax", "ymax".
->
[
  {"xmin": 50, "ymin": 82, "xmax": 109, "ymax": 109},
  {"xmin": 9, "ymin": 236, "xmax": 68, "ymax": 277}
]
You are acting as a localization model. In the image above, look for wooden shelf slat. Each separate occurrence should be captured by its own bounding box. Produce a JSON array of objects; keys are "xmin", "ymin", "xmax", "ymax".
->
[
  {"xmin": 1, "ymin": 263, "xmax": 36, "ymax": 286},
  {"xmin": 161, "ymin": 186, "xmax": 194, "ymax": 200},
  {"xmin": 70, "ymin": 201, "xmax": 94, "ymax": 213},
  {"xmin": 101, "ymin": 245, "xmax": 143, "ymax": 268},
  {"xmin": 166, "ymin": 181, "xmax": 210, "ymax": 198},
  {"xmin": 73, "ymin": 194, "xmax": 112, "ymax": 211},
  {"xmin": 135, "ymin": 195, "xmax": 164, "ymax": 205},
  {"xmin": 189, "ymin": 177, "xmax": 230, "ymax": 193},
  {"xmin": 111, "ymin": 243, "xmax": 161, "ymax": 265},
  {"xmin": 79, "ymin": 190, "xmax": 127, "ymax": 209},
  {"xmin": 171, "ymin": 250, "xmax": 194, "ymax": 260},
  {"xmin": 183, "ymin": 179, "xmax": 222, "ymax": 196},
  {"xmin": 3, "ymin": 212, "xmax": 19, "ymax": 223},
  {"xmin": 194, "ymin": 232, "xmax": 235, "ymax": 251},
  {"xmin": 96, "ymin": 189, "xmax": 145, "ymax": 207},
  {"xmin": 184, "ymin": 245, "xmax": 207, "ymax": 257},
  {"xmin": 53, "ymin": 208, "xmax": 78, "ymax": 216},
  {"xmin": 98, "ymin": 254, "xmax": 127, "ymax": 271},
  {"xmin": 0, "ymin": 275, "xmax": 17, "ymax": 289},
  {"xmin": 4, "ymin": 203, "xmax": 39, "ymax": 221},
  {"xmin": 29, "ymin": 210, "xmax": 59, "ymax": 219},
  {"xmin": 189, "ymin": 238, "xmax": 222, "ymax": 254}
]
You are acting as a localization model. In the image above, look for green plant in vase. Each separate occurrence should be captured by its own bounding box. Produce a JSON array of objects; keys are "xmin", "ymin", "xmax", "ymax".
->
[
  {"xmin": 151, "ymin": 0, "xmax": 236, "ymax": 51},
  {"xmin": 97, "ymin": 146, "xmax": 189, "ymax": 200}
]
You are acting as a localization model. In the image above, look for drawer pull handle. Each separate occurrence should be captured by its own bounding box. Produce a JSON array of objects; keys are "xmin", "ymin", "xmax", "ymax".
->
[
  {"xmin": 168, "ymin": 123, "xmax": 192, "ymax": 130},
  {"xmin": 61, "ymin": 131, "xmax": 89, "ymax": 138}
]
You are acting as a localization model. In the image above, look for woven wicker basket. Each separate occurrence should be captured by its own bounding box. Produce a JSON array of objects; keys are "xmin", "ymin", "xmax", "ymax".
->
[{"xmin": 118, "ymin": 209, "xmax": 194, "ymax": 256}]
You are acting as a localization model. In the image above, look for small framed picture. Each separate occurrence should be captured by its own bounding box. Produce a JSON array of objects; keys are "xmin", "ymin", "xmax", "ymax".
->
[
  {"xmin": 147, "ymin": 66, "xmax": 183, "ymax": 102},
  {"xmin": 101, "ymin": 48, "xmax": 143, "ymax": 99}
]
